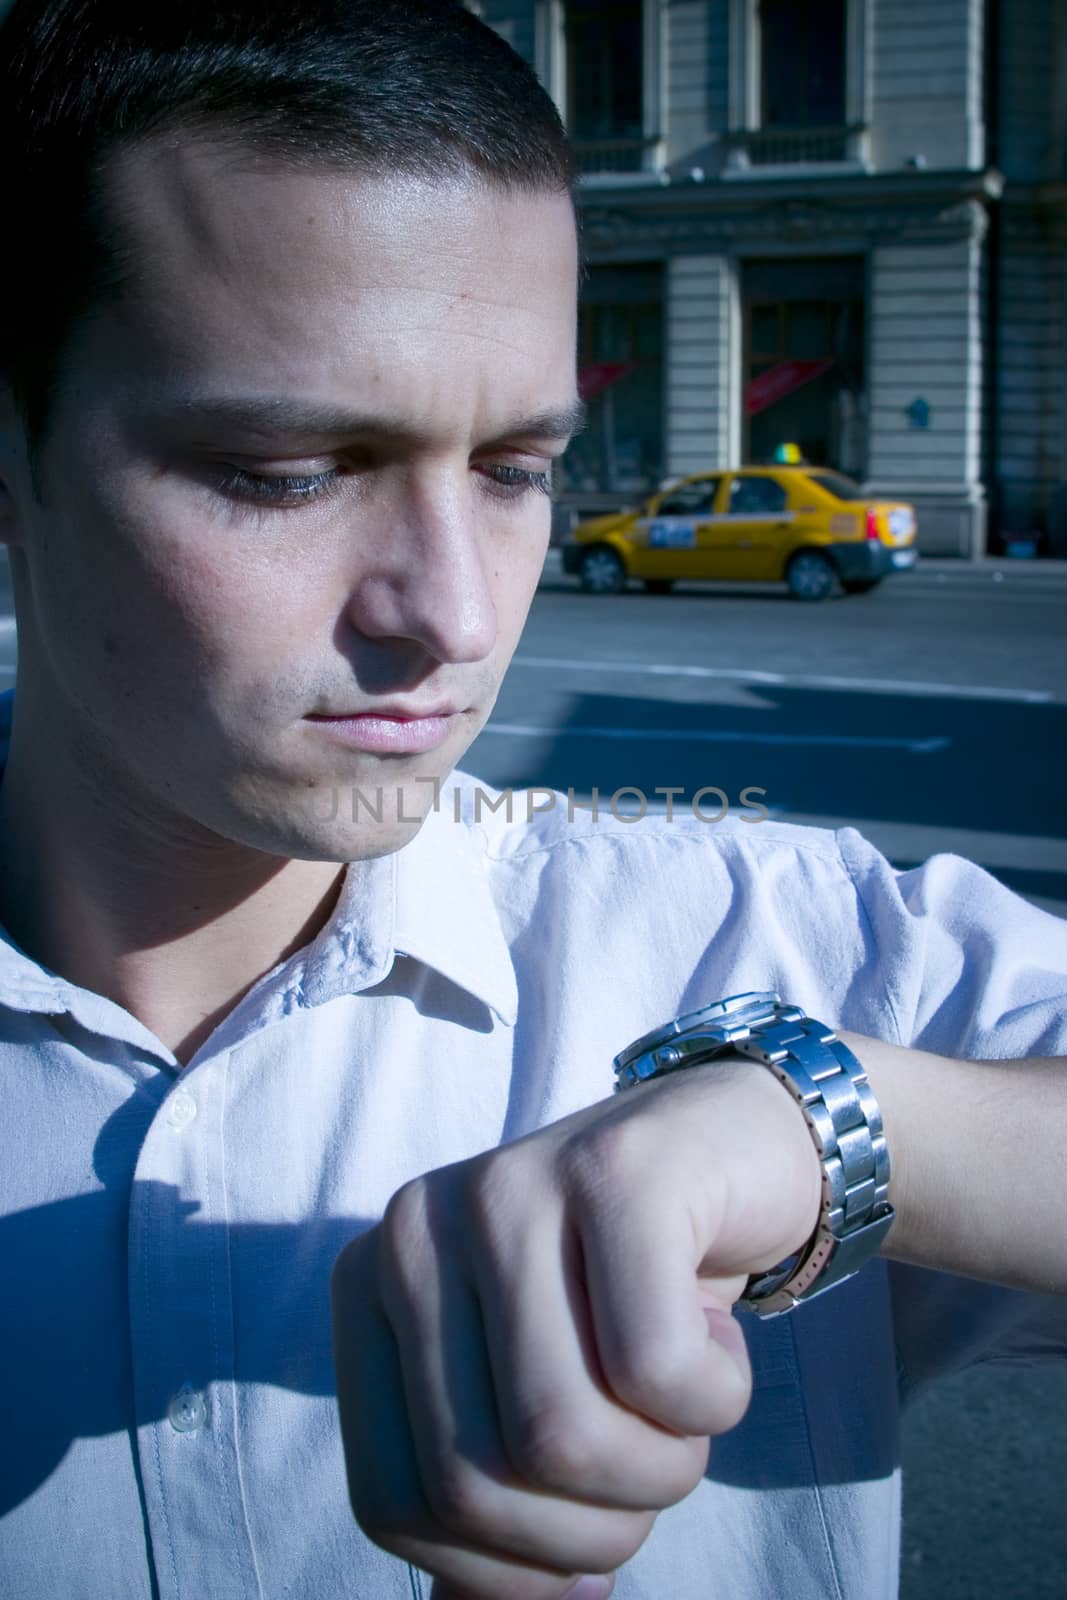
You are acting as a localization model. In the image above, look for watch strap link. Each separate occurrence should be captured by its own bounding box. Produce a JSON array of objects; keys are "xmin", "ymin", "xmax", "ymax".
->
[{"xmin": 732, "ymin": 1007, "xmax": 894, "ymax": 1316}]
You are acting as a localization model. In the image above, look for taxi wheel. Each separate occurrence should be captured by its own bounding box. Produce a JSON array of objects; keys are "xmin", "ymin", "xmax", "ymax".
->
[
  {"xmin": 643, "ymin": 579, "xmax": 674, "ymax": 595},
  {"xmin": 786, "ymin": 550, "xmax": 836, "ymax": 601},
  {"xmin": 578, "ymin": 546, "xmax": 626, "ymax": 594}
]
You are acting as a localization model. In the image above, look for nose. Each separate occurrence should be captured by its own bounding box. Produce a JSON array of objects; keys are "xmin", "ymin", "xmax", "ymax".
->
[{"xmin": 342, "ymin": 477, "xmax": 499, "ymax": 665}]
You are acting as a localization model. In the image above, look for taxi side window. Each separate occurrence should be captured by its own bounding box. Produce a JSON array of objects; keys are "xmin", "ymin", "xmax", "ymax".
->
[
  {"xmin": 729, "ymin": 476, "xmax": 787, "ymax": 515},
  {"xmin": 658, "ymin": 478, "xmax": 720, "ymax": 516}
]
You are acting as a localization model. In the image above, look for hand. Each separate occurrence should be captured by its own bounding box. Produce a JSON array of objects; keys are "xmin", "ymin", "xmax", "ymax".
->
[{"xmin": 330, "ymin": 1059, "xmax": 822, "ymax": 1600}]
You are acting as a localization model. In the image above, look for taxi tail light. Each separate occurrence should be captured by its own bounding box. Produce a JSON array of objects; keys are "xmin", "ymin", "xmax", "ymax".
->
[{"xmin": 865, "ymin": 509, "xmax": 881, "ymax": 542}]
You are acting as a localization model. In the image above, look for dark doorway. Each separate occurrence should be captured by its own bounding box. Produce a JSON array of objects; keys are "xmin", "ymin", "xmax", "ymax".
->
[{"xmin": 742, "ymin": 256, "xmax": 866, "ymax": 475}]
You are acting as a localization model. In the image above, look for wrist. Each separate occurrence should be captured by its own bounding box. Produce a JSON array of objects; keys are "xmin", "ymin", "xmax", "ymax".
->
[
  {"xmin": 613, "ymin": 993, "xmax": 895, "ymax": 1314},
  {"xmin": 681, "ymin": 1056, "xmax": 825, "ymax": 1280},
  {"xmin": 742, "ymin": 1056, "xmax": 825, "ymax": 1267},
  {"xmin": 838, "ymin": 1030, "xmax": 1067, "ymax": 1292},
  {"xmin": 835, "ymin": 1028, "xmax": 915, "ymax": 1245}
]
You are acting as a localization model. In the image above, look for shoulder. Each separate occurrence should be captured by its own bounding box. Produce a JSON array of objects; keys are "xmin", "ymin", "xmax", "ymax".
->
[
  {"xmin": 448, "ymin": 769, "xmax": 847, "ymax": 872},
  {"xmin": 444, "ymin": 771, "xmax": 871, "ymax": 942},
  {"xmin": 443, "ymin": 772, "xmax": 1067, "ymax": 1058},
  {"xmin": 443, "ymin": 771, "xmax": 907, "ymax": 1045}
]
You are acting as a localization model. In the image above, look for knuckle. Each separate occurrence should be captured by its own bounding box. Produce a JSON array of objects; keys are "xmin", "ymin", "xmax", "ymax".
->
[
  {"xmin": 381, "ymin": 1175, "xmax": 424, "ymax": 1238},
  {"xmin": 380, "ymin": 1179, "xmax": 428, "ymax": 1269},
  {"xmin": 605, "ymin": 1333, "xmax": 695, "ymax": 1417},
  {"xmin": 465, "ymin": 1147, "xmax": 540, "ymax": 1242},
  {"xmin": 509, "ymin": 1405, "xmax": 601, "ymax": 1489},
  {"xmin": 421, "ymin": 1455, "xmax": 491, "ymax": 1535},
  {"xmin": 463, "ymin": 1148, "xmax": 513, "ymax": 1224},
  {"xmin": 558, "ymin": 1119, "xmax": 640, "ymax": 1205}
]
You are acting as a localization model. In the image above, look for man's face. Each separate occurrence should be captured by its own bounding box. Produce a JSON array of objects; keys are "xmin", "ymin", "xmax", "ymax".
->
[{"xmin": 1, "ymin": 137, "xmax": 580, "ymax": 859}]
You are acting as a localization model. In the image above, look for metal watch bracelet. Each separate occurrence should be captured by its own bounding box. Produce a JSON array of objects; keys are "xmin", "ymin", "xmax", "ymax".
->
[{"xmin": 612, "ymin": 992, "xmax": 895, "ymax": 1317}]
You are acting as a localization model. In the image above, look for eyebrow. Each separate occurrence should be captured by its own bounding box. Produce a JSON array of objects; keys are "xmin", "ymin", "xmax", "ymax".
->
[{"xmin": 169, "ymin": 394, "xmax": 589, "ymax": 446}]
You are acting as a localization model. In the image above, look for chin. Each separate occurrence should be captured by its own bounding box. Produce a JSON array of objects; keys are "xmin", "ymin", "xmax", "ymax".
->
[
  {"xmin": 213, "ymin": 762, "xmax": 452, "ymax": 862},
  {"xmin": 304, "ymin": 818, "xmax": 426, "ymax": 863},
  {"xmin": 271, "ymin": 787, "xmax": 436, "ymax": 863}
]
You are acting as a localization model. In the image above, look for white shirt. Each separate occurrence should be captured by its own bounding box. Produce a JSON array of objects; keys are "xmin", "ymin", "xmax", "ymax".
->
[{"xmin": 1, "ymin": 686, "xmax": 1065, "ymax": 1600}]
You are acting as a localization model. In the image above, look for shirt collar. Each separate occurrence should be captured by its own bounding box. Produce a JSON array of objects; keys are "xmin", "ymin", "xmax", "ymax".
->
[
  {"xmin": 390, "ymin": 781, "xmax": 519, "ymax": 1027},
  {"xmin": 276, "ymin": 777, "xmax": 518, "ymax": 1028}
]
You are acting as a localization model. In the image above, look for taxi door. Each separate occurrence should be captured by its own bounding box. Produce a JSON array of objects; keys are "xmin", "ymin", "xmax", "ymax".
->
[
  {"xmin": 630, "ymin": 476, "xmax": 721, "ymax": 581},
  {"xmin": 705, "ymin": 472, "xmax": 793, "ymax": 578}
]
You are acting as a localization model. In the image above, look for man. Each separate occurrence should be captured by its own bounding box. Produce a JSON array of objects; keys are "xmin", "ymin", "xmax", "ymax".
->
[{"xmin": 0, "ymin": 4, "xmax": 1063, "ymax": 1599}]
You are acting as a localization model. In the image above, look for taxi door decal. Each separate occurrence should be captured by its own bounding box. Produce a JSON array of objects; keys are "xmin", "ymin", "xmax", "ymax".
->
[{"xmin": 647, "ymin": 518, "xmax": 697, "ymax": 549}]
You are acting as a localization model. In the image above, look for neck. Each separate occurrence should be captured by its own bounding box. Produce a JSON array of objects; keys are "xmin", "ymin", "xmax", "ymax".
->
[{"xmin": 0, "ymin": 699, "xmax": 348, "ymax": 1067}]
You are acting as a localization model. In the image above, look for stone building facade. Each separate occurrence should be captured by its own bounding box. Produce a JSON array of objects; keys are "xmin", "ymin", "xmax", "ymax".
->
[{"xmin": 474, "ymin": 0, "xmax": 1067, "ymax": 557}]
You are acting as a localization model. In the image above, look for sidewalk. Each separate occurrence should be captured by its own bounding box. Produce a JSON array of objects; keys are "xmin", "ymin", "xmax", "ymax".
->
[
  {"xmin": 540, "ymin": 547, "xmax": 1067, "ymax": 583},
  {"xmin": 916, "ymin": 554, "xmax": 1067, "ymax": 575}
]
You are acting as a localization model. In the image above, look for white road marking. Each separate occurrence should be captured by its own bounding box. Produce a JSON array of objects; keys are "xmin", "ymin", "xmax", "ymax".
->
[
  {"xmin": 511, "ymin": 654, "xmax": 1053, "ymax": 704},
  {"xmin": 762, "ymin": 813, "xmax": 1067, "ymax": 871},
  {"xmin": 482, "ymin": 722, "xmax": 948, "ymax": 753}
]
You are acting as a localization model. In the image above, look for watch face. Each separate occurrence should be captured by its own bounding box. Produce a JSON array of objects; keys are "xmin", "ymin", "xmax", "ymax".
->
[{"xmin": 613, "ymin": 990, "xmax": 780, "ymax": 1076}]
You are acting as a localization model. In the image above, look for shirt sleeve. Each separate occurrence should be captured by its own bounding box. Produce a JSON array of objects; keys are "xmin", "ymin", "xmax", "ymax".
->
[
  {"xmin": 832, "ymin": 826, "xmax": 1067, "ymax": 1390},
  {"xmin": 834, "ymin": 825, "xmax": 1067, "ymax": 1060}
]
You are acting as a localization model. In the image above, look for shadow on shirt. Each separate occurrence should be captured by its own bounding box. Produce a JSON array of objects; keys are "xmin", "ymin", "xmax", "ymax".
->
[{"xmin": 1, "ymin": 1178, "xmax": 917, "ymax": 1517}]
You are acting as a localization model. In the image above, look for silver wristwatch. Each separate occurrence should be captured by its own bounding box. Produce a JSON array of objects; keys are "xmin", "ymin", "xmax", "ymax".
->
[{"xmin": 612, "ymin": 991, "xmax": 895, "ymax": 1318}]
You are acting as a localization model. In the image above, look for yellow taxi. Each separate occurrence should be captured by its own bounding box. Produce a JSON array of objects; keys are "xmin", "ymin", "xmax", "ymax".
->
[{"xmin": 561, "ymin": 466, "xmax": 918, "ymax": 600}]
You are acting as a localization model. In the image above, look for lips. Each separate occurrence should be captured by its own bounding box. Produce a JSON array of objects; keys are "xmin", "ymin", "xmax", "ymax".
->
[
  {"xmin": 302, "ymin": 705, "xmax": 463, "ymax": 756},
  {"xmin": 305, "ymin": 704, "xmax": 460, "ymax": 721}
]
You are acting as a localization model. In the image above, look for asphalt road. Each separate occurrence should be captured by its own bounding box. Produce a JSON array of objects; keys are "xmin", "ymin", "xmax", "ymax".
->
[
  {"xmin": 472, "ymin": 551, "xmax": 1067, "ymax": 920},
  {"xmin": 2, "ymin": 551, "xmax": 1065, "ymax": 1596}
]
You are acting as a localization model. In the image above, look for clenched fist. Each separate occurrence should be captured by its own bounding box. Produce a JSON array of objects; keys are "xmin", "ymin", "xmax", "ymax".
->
[{"xmin": 330, "ymin": 1057, "xmax": 822, "ymax": 1600}]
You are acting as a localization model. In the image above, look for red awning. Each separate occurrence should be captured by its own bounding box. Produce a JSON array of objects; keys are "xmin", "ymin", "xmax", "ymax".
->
[
  {"xmin": 745, "ymin": 358, "xmax": 834, "ymax": 416},
  {"xmin": 578, "ymin": 361, "xmax": 640, "ymax": 401}
]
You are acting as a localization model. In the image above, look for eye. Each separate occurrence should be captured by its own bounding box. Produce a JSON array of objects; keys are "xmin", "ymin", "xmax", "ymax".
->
[
  {"xmin": 210, "ymin": 461, "xmax": 554, "ymax": 511},
  {"xmin": 479, "ymin": 465, "xmax": 554, "ymax": 502},
  {"xmin": 212, "ymin": 466, "xmax": 342, "ymax": 507}
]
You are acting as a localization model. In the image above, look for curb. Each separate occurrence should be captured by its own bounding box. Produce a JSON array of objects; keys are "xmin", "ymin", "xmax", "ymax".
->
[{"xmin": 540, "ymin": 549, "xmax": 1067, "ymax": 583}]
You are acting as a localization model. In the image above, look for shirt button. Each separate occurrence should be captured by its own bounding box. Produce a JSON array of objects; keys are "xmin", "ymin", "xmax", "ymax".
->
[
  {"xmin": 165, "ymin": 1088, "xmax": 198, "ymax": 1130},
  {"xmin": 167, "ymin": 1383, "xmax": 207, "ymax": 1433}
]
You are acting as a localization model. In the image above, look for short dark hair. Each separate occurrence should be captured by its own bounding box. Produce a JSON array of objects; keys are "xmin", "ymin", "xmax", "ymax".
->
[{"xmin": 0, "ymin": 0, "xmax": 579, "ymax": 495}]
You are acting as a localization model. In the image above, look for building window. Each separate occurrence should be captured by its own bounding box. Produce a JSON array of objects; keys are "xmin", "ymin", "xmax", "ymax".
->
[
  {"xmin": 760, "ymin": 0, "xmax": 846, "ymax": 129},
  {"xmin": 566, "ymin": 0, "xmax": 642, "ymax": 141},
  {"xmin": 561, "ymin": 0, "xmax": 661, "ymax": 177},
  {"xmin": 727, "ymin": 0, "xmax": 866, "ymax": 169}
]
